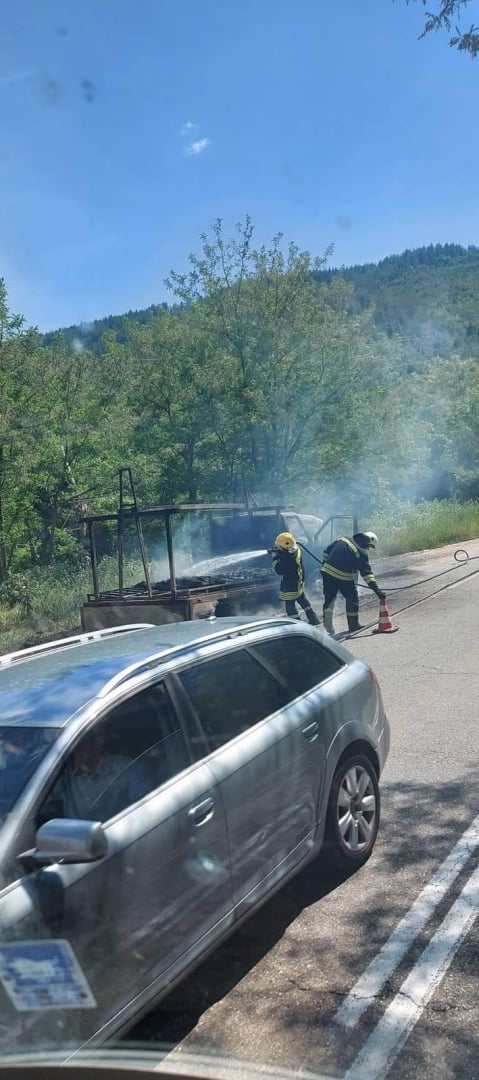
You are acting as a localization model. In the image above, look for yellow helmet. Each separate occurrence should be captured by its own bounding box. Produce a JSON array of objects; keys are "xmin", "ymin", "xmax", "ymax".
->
[{"xmin": 275, "ymin": 531, "xmax": 297, "ymax": 551}]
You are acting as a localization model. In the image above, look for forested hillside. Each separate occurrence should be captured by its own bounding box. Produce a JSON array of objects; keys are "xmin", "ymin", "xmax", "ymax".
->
[
  {"xmin": 55, "ymin": 243, "xmax": 479, "ymax": 362},
  {"xmin": 315, "ymin": 244, "xmax": 479, "ymax": 360},
  {"xmin": 43, "ymin": 302, "xmax": 169, "ymax": 353},
  {"xmin": 2, "ymin": 224, "xmax": 479, "ymax": 586}
]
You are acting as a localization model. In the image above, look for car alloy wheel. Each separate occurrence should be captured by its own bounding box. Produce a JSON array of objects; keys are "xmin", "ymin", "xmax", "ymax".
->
[{"xmin": 325, "ymin": 754, "xmax": 380, "ymax": 868}]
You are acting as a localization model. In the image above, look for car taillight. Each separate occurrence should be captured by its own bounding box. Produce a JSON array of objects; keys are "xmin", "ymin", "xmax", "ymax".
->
[{"xmin": 369, "ymin": 668, "xmax": 379, "ymax": 684}]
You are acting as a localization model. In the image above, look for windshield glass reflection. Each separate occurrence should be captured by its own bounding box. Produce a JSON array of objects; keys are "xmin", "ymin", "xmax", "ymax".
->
[{"xmin": 0, "ymin": 727, "xmax": 57, "ymax": 817}]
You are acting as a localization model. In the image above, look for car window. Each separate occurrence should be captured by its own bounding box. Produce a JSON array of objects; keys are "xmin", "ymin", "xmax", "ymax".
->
[
  {"xmin": 0, "ymin": 727, "xmax": 58, "ymax": 820},
  {"xmin": 209, "ymin": 513, "xmax": 278, "ymax": 556},
  {"xmin": 177, "ymin": 649, "xmax": 289, "ymax": 750},
  {"xmin": 253, "ymin": 635, "xmax": 343, "ymax": 698},
  {"xmin": 38, "ymin": 681, "xmax": 189, "ymax": 824}
]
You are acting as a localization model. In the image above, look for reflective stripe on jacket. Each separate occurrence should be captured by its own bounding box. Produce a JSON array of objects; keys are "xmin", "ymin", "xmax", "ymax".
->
[
  {"xmin": 321, "ymin": 536, "xmax": 377, "ymax": 586},
  {"xmin": 272, "ymin": 547, "xmax": 305, "ymax": 600}
]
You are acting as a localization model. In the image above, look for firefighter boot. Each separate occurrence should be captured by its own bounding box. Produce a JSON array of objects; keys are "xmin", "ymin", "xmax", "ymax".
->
[
  {"xmin": 347, "ymin": 617, "xmax": 365, "ymax": 633},
  {"xmin": 323, "ymin": 608, "xmax": 334, "ymax": 635},
  {"xmin": 304, "ymin": 605, "xmax": 320, "ymax": 627}
]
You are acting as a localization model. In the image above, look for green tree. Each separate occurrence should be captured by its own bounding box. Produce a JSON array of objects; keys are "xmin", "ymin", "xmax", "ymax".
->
[
  {"xmin": 419, "ymin": 358, "xmax": 479, "ymax": 495},
  {"xmin": 167, "ymin": 219, "xmax": 341, "ymax": 495},
  {"xmin": 0, "ymin": 281, "xmax": 52, "ymax": 580},
  {"xmin": 406, "ymin": 1, "xmax": 479, "ymax": 57},
  {"xmin": 29, "ymin": 337, "xmax": 135, "ymax": 564},
  {"xmin": 0, "ymin": 284, "xmax": 135, "ymax": 579},
  {"xmin": 165, "ymin": 219, "xmax": 405, "ymax": 506},
  {"xmin": 125, "ymin": 310, "xmax": 234, "ymax": 503}
]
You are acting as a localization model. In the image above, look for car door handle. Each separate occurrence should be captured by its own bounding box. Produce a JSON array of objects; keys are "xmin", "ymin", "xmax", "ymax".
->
[
  {"xmin": 302, "ymin": 721, "xmax": 320, "ymax": 743},
  {"xmin": 188, "ymin": 797, "xmax": 215, "ymax": 827}
]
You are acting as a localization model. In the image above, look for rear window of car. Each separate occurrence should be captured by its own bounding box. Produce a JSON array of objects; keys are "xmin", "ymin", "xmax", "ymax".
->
[
  {"xmin": 253, "ymin": 635, "xmax": 343, "ymax": 698},
  {"xmin": 177, "ymin": 648, "xmax": 289, "ymax": 749}
]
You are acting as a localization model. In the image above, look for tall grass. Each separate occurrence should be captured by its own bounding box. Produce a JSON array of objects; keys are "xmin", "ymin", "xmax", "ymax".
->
[
  {"xmin": 371, "ymin": 499, "xmax": 479, "ymax": 556},
  {"xmin": 0, "ymin": 555, "xmax": 144, "ymax": 654}
]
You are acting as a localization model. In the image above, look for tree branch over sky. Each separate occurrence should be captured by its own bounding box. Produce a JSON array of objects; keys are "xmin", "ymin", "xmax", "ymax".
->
[{"xmin": 406, "ymin": 0, "xmax": 479, "ymax": 56}]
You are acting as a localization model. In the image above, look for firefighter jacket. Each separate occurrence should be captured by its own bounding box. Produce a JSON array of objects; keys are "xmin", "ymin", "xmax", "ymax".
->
[
  {"xmin": 321, "ymin": 536, "xmax": 378, "ymax": 589},
  {"xmin": 272, "ymin": 547, "xmax": 305, "ymax": 600}
]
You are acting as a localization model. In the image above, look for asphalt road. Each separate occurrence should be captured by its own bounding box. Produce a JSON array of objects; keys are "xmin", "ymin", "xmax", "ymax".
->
[{"xmin": 127, "ymin": 539, "xmax": 479, "ymax": 1080}]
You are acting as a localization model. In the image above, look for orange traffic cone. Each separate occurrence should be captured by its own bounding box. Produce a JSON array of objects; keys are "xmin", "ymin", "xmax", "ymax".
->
[{"xmin": 372, "ymin": 596, "xmax": 398, "ymax": 634}]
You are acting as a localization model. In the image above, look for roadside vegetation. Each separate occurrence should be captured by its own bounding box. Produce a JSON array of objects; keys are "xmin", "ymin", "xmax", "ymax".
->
[
  {"xmin": 0, "ymin": 557, "xmax": 144, "ymax": 654},
  {"xmin": 372, "ymin": 500, "xmax": 479, "ymax": 555},
  {"xmin": 1, "ymin": 222, "xmax": 479, "ymax": 652}
]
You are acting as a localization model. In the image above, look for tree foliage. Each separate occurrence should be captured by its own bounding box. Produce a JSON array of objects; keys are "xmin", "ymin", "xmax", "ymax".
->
[
  {"xmin": 406, "ymin": 0, "xmax": 479, "ymax": 57},
  {"xmin": 2, "ymin": 221, "xmax": 479, "ymax": 583},
  {"xmin": 315, "ymin": 244, "xmax": 479, "ymax": 360}
]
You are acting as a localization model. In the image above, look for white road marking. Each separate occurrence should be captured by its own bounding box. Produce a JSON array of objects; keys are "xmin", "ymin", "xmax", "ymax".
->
[
  {"xmin": 344, "ymin": 859, "xmax": 479, "ymax": 1080},
  {"xmin": 335, "ymin": 811, "xmax": 479, "ymax": 1029}
]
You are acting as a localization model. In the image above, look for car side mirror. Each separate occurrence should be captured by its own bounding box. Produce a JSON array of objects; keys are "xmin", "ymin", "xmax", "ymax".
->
[{"xmin": 19, "ymin": 818, "xmax": 108, "ymax": 867}]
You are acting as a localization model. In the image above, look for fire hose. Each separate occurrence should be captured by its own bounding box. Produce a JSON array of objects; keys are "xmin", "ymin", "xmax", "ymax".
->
[
  {"xmin": 299, "ymin": 543, "xmax": 479, "ymax": 591},
  {"xmin": 297, "ymin": 543, "xmax": 479, "ymax": 636}
]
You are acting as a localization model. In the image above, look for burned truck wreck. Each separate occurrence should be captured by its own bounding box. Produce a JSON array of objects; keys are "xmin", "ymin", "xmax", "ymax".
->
[{"xmin": 80, "ymin": 481, "xmax": 357, "ymax": 630}]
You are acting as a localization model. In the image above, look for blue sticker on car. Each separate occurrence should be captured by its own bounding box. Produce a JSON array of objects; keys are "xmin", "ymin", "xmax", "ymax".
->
[{"xmin": 0, "ymin": 939, "xmax": 96, "ymax": 1011}]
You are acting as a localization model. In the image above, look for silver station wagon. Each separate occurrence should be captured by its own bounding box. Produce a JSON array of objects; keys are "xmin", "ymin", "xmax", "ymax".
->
[{"xmin": 0, "ymin": 617, "xmax": 389, "ymax": 1055}]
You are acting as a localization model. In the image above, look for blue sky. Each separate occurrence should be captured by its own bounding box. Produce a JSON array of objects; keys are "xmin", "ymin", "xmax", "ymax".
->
[{"xmin": 1, "ymin": 0, "xmax": 479, "ymax": 329}]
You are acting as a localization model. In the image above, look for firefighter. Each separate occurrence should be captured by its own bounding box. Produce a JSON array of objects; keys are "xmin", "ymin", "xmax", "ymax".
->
[
  {"xmin": 271, "ymin": 532, "xmax": 320, "ymax": 626},
  {"xmin": 321, "ymin": 531, "xmax": 385, "ymax": 635}
]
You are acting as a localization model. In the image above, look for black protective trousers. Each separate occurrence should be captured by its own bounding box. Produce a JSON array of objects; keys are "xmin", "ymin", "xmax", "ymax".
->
[
  {"xmin": 322, "ymin": 575, "xmax": 360, "ymax": 632},
  {"xmin": 284, "ymin": 593, "xmax": 320, "ymax": 626}
]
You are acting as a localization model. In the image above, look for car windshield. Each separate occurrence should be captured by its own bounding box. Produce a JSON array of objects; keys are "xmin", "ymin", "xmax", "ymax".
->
[
  {"xmin": 0, "ymin": 727, "xmax": 57, "ymax": 819},
  {"xmin": 2, "ymin": 0, "xmax": 479, "ymax": 1076}
]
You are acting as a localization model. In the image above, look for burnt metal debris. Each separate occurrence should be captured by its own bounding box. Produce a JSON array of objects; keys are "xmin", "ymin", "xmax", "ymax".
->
[{"xmin": 80, "ymin": 469, "xmax": 356, "ymax": 629}]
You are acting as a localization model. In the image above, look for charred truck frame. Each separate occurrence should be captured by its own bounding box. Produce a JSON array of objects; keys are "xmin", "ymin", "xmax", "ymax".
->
[{"xmin": 80, "ymin": 471, "xmax": 358, "ymax": 630}]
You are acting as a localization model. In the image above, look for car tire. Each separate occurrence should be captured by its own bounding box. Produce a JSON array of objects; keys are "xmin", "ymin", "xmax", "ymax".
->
[{"xmin": 323, "ymin": 754, "xmax": 380, "ymax": 869}]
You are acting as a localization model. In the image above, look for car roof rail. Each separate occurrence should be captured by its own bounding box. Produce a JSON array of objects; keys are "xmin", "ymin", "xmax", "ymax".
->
[
  {"xmin": 99, "ymin": 616, "xmax": 294, "ymax": 696},
  {"xmin": 0, "ymin": 624, "xmax": 155, "ymax": 669}
]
